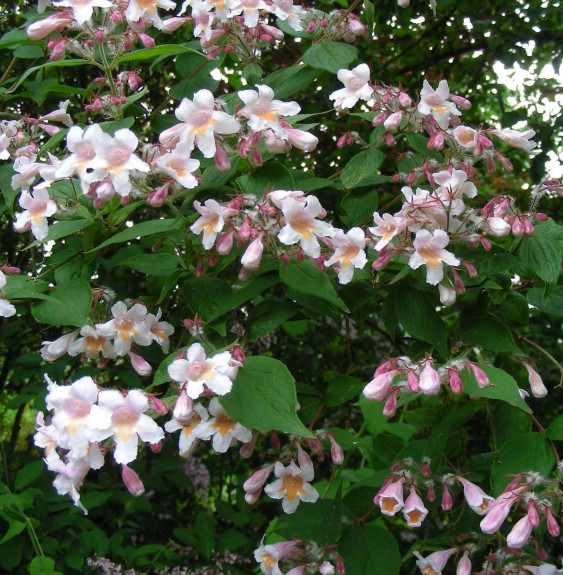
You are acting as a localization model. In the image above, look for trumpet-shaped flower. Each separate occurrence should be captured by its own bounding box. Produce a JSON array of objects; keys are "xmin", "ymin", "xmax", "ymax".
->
[
  {"xmin": 98, "ymin": 301, "xmax": 152, "ymax": 356},
  {"xmin": 167, "ymin": 342, "xmax": 239, "ymax": 399},
  {"xmin": 14, "ymin": 188, "xmax": 57, "ymax": 241},
  {"xmin": 164, "ymin": 402, "xmax": 209, "ymax": 457},
  {"xmin": 67, "ymin": 325, "xmax": 117, "ymax": 359},
  {"xmin": 370, "ymin": 213, "xmax": 409, "ymax": 251},
  {"xmin": 54, "ymin": 0, "xmax": 113, "ymax": 25},
  {"xmin": 324, "ymin": 227, "xmax": 368, "ymax": 284},
  {"xmin": 190, "ymin": 198, "xmax": 235, "ymax": 249},
  {"xmin": 377, "ymin": 477, "xmax": 405, "ymax": 516},
  {"xmin": 418, "ymin": 80, "xmax": 461, "ymax": 129},
  {"xmin": 403, "ymin": 485, "xmax": 429, "ymax": 527},
  {"xmin": 408, "ymin": 229, "xmax": 460, "ymax": 286},
  {"xmin": 414, "ymin": 548, "xmax": 456, "ymax": 575},
  {"xmin": 155, "ymin": 141, "xmax": 200, "ymax": 188},
  {"xmin": 329, "ymin": 63, "xmax": 373, "ymax": 110},
  {"xmin": 457, "ymin": 476, "xmax": 494, "ymax": 515},
  {"xmin": 264, "ymin": 460, "xmax": 319, "ymax": 514}
]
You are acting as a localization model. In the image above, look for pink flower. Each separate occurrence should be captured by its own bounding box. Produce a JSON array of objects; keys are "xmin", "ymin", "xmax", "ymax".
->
[
  {"xmin": 190, "ymin": 198, "xmax": 235, "ymax": 250},
  {"xmin": 54, "ymin": 0, "xmax": 113, "ymax": 25},
  {"xmin": 272, "ymin": 0, "xmax": 307, "ymax": 31},
  {"xmin": 264, "ymin": 460, "xmax": 319, "ymax": 514},
  {"xmin": 329, "ymin": 63, "xmax": 373, "ymax": 110},
  {"xmin": 414, "ymin": 548, "xmax": 456, "ymax": 575},
  {"xmin": 480, "ymin": 487, "xmax": 526, "ymax": 534},
  {"xmin": 164, "ymin": 402, "xmax": 209, "ymax": 457},
  {"xmin": 369, "ymin": 213, "xmax": 408, "ymax": 251},
  {"xmin": 418, "ymin": 80, "xmax": 461, "ymax": 129},
  {"xmin": 490, "ymin": 128, "xmax": 538, "ymax": 153},
  {"xmin": 325, "ymin": 227, "xmax": 368, "ymax": 284},
  {"xmin": 14, "ymin": 189, "xmax": 57, "ymax": 241},
  {"xmin": 241, "ymin": 235, "xmax": 264, "ymax": 271},
  {"xmin": 456, "ymin": 551, "xmax": 472, "ymax": 575},
  {"xmin": 506, "ymin": 514, "xmax": 534, "ymax": 548},
  {"xmin": 408, "ymin": 229, "xmax": 460, "ymax": 286},
  {"xmin": 377, "ymin": 477, "xmax": 405, "ymax": 516},
  {"xmin": 457, "ymin": 477, "xmax": 494, "ymax": 515},
  {"xmin": 98, "ymin": 301, "xmax": 152, "ymax": 356},
  {"xmin": 155, "ymin": 141, "xmax": 200, "ymax": 189},
  {"xmin": 363, "ymin": 369, "xmax": 399, "ymax": 402},
  {"xmin": 419, "ymin": 360, "xmax": 441, "ymax": 396},
  {"xmin": 402, "ymin": 485, "xmax": 429, "ymax": 527}
]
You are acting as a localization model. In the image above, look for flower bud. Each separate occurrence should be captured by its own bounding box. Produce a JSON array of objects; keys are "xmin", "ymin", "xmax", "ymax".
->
[
  {"xmin": 173, "ymin": 389, "xmax": 193, "ymax": 425},
  {"xmin": 419, "ymin": 360, "xmax": 441, "ymax": 396},
  {"xmin": 128, "ymin": 352, "xmax": 152, "ymax": 376},
  {"xmin": 243, "ymin": 463, "xmax": 274, "ymax": 493},
  {"xmin": 398, "ymin": 92, "xmax": 412, "ymax": 107},
  {"xmin": 441, "ymin": 484, "xmax": 452, "ymax": 511},
  {"xmin": 150, "ymin": 395, "xmax": 168, "ymax": 416},
  {"xmin": 522, "ymin": 362, "xmax": 547, "ymax": 398},
  {"xmin": 328, "ymin": 434, "xmax": 344, "ymax": 465},
  {"xmin": 384, "ymin": 111, "xmax": 403, "ymax": 131},
  {"xmin": 122, "ymin": 465, "xmax": 145, "ymax": 497},
  {"xmin": 487, "ymin": 216, "xmax": 512, "ymax": 237},
  {"xmin": 438, "ymin": 284, "xmax": 456, "ymax": 306},
  {"xmin": 240, "ymin": 235, "xmax": 264, "ymax": 271}
]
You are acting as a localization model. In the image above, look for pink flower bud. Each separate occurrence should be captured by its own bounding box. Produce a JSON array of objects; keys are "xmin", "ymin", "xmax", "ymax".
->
[
  {"xmin": 150, "ymin": 441, "xmax": 162, "ymax": 453},
  {"xmin": 512, "ymin": 217, "xmax": 525, "ymax": 236},
  {"xmin": 457, "ymin": 476, "xmax": 494, "ymax": 515},
  {"xmin": 522, "ymin": 216, "xmax": 535, "ymax": 236},
  {"xmin": 214, "ymin": 145, "xmax": 231, "ymax": 172},
  {"xmin": 320, "ymin": 562, "xmax": 335, "ymax": 575},
  {"xmin": 441, "ymin": 484, "xmax": 452, "ymax": 511},
  {"xmin": 243, "ymin": 463, "xmax": 274, "ymax": 493},
  {"xmin": 363, "ymin": 370, "xmax": 399, "ymax": 401},
  {"xmin": 478, "ymin": 135, "xmax": 493, "ymax": 150},
  {"xmin": 240, "ymin": 235, "xmax": 264, "ymax": 271},
  {"xmin": 427, "ymin": 484, "xmax": 436, "ymax": 502},
  {"xmin": 245, "ymin": 489, "xmax": 261, "ymax": 504},
  {"xmin": 545, "ymin": 506, "xmax": 560, "ymax": 536},
  {"xmin": 307, "ymin": 436, "xmax": 324, "ymax": 460},
  {"xmin": 128, "ymin": 352, "xmax": 152, "ymax": 376},
  {"xmin": 195, "ymin": 257, "xmax": 205, "ymax": 277},
  {"xmin": 271, "ymin": 431, "xmax": 281, "ymax": 450},
  {"xmin": 372, "ymin": 250, "xmax": 395, "ymax": 271},
  {"xmin": 527, "ymin": 501, "xmax": 540, "ymax": 527},
  {"xmin": 251, "ymin": 148, "xmax": 263, "ymax": 166},
  {"xmin": 216, "ymin": 231, "xmax": 234, "ymax": 255},
  {"xmin": 397, "ymin": 0, "xmax": 410, "ymax": 7},
  {"xmin": 448, "ymin": 369, "xmax": 463, "ymax": 394},
  {"xmin": 535, "ymin": 212, "xmax": 548, "ymax": 221},
  {"xmin": 487, "ymin": 216, "xmax": 512, "ymax": 237},
  {"xmin": 419, "ymin": 360, "xmax": 441, "ymax": 396},
  {"xmin": 451, "ymin": 269, "xmax": 465, "ymax": 294},
  {"xmin": 296, "ymin": 442, "xmax": 314, "ymax": 471},
  {"xmin": 49, "ymin": 40, "xmax": 66, "ymax": 61},
  {"xmin": 372, "ymin": 112, "xmax": 387, "ymax": 126},
  {"xmin": 239, "ymin": 433, "xmax": 257, "ymax": 458},
  {"xmin": 328, "ymin": 434, "xmax": 344, "ymax": 465},
  {"xmin": 438, "ymin": 284, "xmax": 457, "ymax": 307},
  {"xmin": 385, "ymin": 133, "xmax": 396, "ymax": 146},
  {"xmin": 456, "ymin": 551, "xmax": 472, "ymax": 575},
  {"xmin": 384, "ymin": 111, "xmax": 403, "ymax": 131},
  {"xmin": 146, "ymin": 183, "xmax": 170, "ymax": 207},
  {"xmin": 173, "ymin": 389, "xmax": 193, "ymax": 425},
  {"xmin": 480, "ymin": 237, "xmax": 492, "ymax": 250},
  {"xmin": 337, "ymin": 134, "xmax": 347, "ymax": 148},
  {"xmin": 27, "ymin": 14, "xmax": 74, "ymax": 40},
  {"xmin": 307, "ymin": 20, "xmax": 315, "ymax": 33},
  {"xmin": 462, "ymin": 261, "xmax": 478, "ymax": 278},
  {"xmin": 398, "ymin": 92, "xmax": 412, "ymax": 107},
  {"xmin": 150, "ymin": 395, "xmax": 168, "ymax": 416},
  {"xmin": 522, "ymin": 362, "xmax": 547, "ymax": 398},
  {"xmin": 383, "ymin": 388, "xmax": 398, "ymax": 417},
  {"xmin": 467, "ymin": 363, "xmax": 489, "ymax": 388},
  {"xmin": 407, "ymin": 370, "xmax": 420, "ymax": 393},
  {"xmin": 238, "ymin": 220, "xmax": 251, "ymax": 243},
  {"xmin": 138, "ymin": 33, "xmax": 155, "ymax": 49},
  {"xmin": 160, "ymin": 17, "xmax": 188, "ymax": 33},
  {"xmin": 337, "ymin": 555, "xmax": 345, "ymax": 575},
  {"xmin": 122, "ymin": 465, "xmax": 145, "ymax": 497},
  {"xmin": 506, "ymin": 515, "xmax": 533, "ymax": 548},
  {"xmin": 449, "ymin": 94, "xmax": 472, "ymax": 110}
]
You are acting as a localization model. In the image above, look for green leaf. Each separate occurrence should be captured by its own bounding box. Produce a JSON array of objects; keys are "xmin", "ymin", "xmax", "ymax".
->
[
  {"xmin": 91, "ymin": 219, "xmax": 183, "ymax": 251},
  {"xmin": 114, "ymin": 44, "xmax": 204, "ymax": 64},
  {"xmin": 183, "ymin": 277, "xmax": 232, "ymax": 322},
  {"xmin": 491, "ymin": 432, "xmax": 555, "ymax": 495},
  {"xmin": 44, "ymin": 219, "xmax": 93, "ymax": 243},
  {"xmin": 0, "ymin": 520, "xmax": 26, "ymax": 544},
  {"xmin": 519, "ymin": 221, "xmax": 563, "ymax": 284},
  {"xmin": 383, "ymin": 285, "xmax": 448, "ymax": 358},
  {"xmin": 263, "ymin": 65, "xmax": 319, "ymax": 99},
  {"xmin": 120, "ymin": 253, "xmax": 185, "ymax": 276},
  {"xmin": 339, "ymin": 524, "xmax": 400, "ymax": 575},
  {"xmin": 28, "ymin": 556, "xmax": 62, "ymax": 575},
  {"xmin": 15, "ymin": 461, "xmax": 44, "ymax": 492},
  {"xmin": 495, "ymin": 291, "xmax": 529, "ymax": 325},
  {"xmin": 247, "ymin": 300, "xmax": 298, "ymax": 341},
  {"xmin": 3, "ymin": 276, "xmax": 50, "ymax": 301},
  {"xmin": 170, "ymin": 77, "xmax": 219, "ymax": 100},
  {"xmin": 362, "ymin": 0, "xmax": 375, "ymax": 33},
  {"xmin": 528, "ymin": 286, "xmax": 563, "ymax": 317},
  {"xmin": 0, "ymin": 163, "xmax": 17, "ymax": 214},
  {"xmin": 341, "ymin": 189, "xmax": 379, "ymax": 227},
  {"xmin": 461, "ymin": 365, "xmax": 532, "ymax": 412},
  {"xmin": 271, "ymin": 499, "xmax": 343, "ymax": 545},
  {"xmin": 340, "ymin": 149, "xmax": 384, "ymax": 189},
  {"xmin": 546, "ymin": 415, "xmax": 563, "ymax": 440},
  {"xmin": 220, "ymin": 356, "xmax": 313, "ymax": 437},
  {"xmin": 32, "ymin": 278, "xmax": 92, "ymax": 327},
  {"xmin": 325, "ymin": 373, "xmax": 365, "ymax": 406},
  {"xmin": 14, "ymin": 44, "xmax": 43, "ymax": 59},
  {"xmin": 279, "ymin": 260, "xmax": 349, "ymax": 313},
  {"xmin": 195, "ymin": 512, "xmax": 215, "ymax": 559},
  {"xmin": 302, "ymin": 42, "xmax": 358, "ymax": 73},
  {"xmin": 459, "ymin": 317, "xmax": 520, "ymax": 353},
  {"xmin": 237, "ymin": 163, "xmax": 294, "ymax": 197}
]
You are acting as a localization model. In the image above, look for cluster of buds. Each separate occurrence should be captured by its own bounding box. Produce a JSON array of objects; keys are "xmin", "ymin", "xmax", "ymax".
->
[
  {"xmin": 34, "ymin": 375, "xmax": 165, "ymax": 512},
  {"xmin": 363, "ymin": 356, "xmax": 490, "ymax": 415},
  {"xmin": 254, "ymin": 539, "xmax": 344, "ymax": 575},
  {"xmin": 40, "ymin": 300, "xmax": 174, "ymax": 377}
]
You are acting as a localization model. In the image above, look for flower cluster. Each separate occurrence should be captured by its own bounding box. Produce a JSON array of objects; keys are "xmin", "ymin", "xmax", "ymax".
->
[
  {"xmin": 34, "ymin": 375, "xmax": 165, "ymax": 511},
  {"xmin": 40, "ymin": 300, "xmax": 174, "ymax": 376}
]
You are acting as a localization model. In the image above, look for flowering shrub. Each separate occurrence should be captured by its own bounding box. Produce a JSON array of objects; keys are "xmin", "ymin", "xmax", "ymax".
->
[{"xmin": 0, "ymin": 0, "xmax": 562, "ymax": 574}]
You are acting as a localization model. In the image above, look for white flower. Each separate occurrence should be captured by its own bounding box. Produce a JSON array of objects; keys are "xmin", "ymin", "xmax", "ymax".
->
[
  {"xmin": 144, "ymin": 309, "xmax": 175, "ymax": 353},
  {"xmin": 369, "ymin": 212, "xmax": 409, "ymax": 251},
  {"xmin": 238, "ymin": 85, "xmax": 300, "ymax": 137},
  {"xmin": 98, "ymin": 389, "xmax": 165, "ymax": 465},
  {"xmin": 228, "ymin": 0, "xmax": 270, "ymax": 27},
  {"xmin": 168, "ymin": 342, "xmax": 239, "ymax": 399},
  {"xmin": 418, "ymin": 80, "xmax": 461, "ymax": 129},
  {"xmin": 164, "ymin": 402, "xmax": 209, "ymax": 457},
  {"xmin": 329, "ymin": 64, "xmax": 373, "ymax": 110},
  {"xmin": 190, "ymin": 198, "xmax": 235, "ymax": 249},
  {"xmin": 155, "ymin": 141, "xmax": 200, "ymax": 188},
  {"xmin": 97, "ymin": 301, "xmax": 152, "ymax": 356},
  {"xmin": 67, "ymin": 325, "xmax": 117, "ymax": 359},
  {"xmin": 14, "ymin": 189, "xmax": 57, "ymax": 241},
  {"xmin": 277, "ymin": 195, "xmax": 335, "ymax": 258},
  {"xmin": 264, "ymin": 460, "xmax": 319, "ymax": 514},
  {"xmin": 433, "ymin": 168, "xmax": 477, "ymax": 200},
  {"xmin": 125, "ymin": 0, "xmax": 177, "ymax": 29},
  {"xmin": 0, "ymin": 271, "xmax": 16, "ymax": 318},
  {"xmin": 53, "ymin": 0, "xmax": 114, "ymax": 25},
  {"xmin": 325, "ymin": 227, "xmax": 367, "ymax": 284},
  {"xmin": 197, "ymin": 397, "xmax": 252, "ymax": 453},
  {"xmin": 272, "ymin": 0, "xmax": 307, "ymax": 31},
  {"xmin": 408, "ymin": 229, "xmax": 460, "ymax": 285}
]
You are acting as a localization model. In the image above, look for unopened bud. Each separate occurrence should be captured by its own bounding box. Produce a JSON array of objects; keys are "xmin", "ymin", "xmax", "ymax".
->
[
  {"xmin": 328, "ymin": 434, "xmax": 344, "ymax": 465},
  {"xmin": 122, "ymin": 465, "xmax": 145, "ymax": 497},
  {"xmin": 128, "ymin": 352, "xmax": 152, "ymax": 376}
]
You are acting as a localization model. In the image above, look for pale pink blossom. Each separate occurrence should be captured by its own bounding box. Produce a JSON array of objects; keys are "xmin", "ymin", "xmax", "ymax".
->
[
  {"xmin": 369, "ymin": 212, "xmax": 409, "ymax": 251},
  {"xmin": 167, "ymin": 342, "xmax": 238, "ymax": 399},
  {"xmin": 418, "ymin": 80, "xmax": 461, "ymax": 129},
  {"xmin": 190, "ymin": 198, "xmax": 235, "ymax": 249},
  {"xmin": 228, "ymin": 0, "xmax": 269, "ymax": 27},
  {"xmin": 277, "ymin": 195, "xmax": 335, "ymax": 258},
  {"xmin": 438, "ymin": 284, "xmax": 456, "ymax": 306},
  {"xmin": 254, "ymin": 540, "xmax": 297, "ymax": 575},
  {"xmin": 457, "ymin": 476, "xmax": 494, "ymax": 515},
  {"xmin": 198, "ymin": 397, "xmax": 252, "ymax": 453},
  {"xmin": 490, "ymin": 128, "xmax": 538, "ymax": 153},
  {"xmin": 419, "ymin": 359, "xmax": 441, "ymax": 395},
  {"xmin": 97, "ymin": 301, "xmax": 152, "ymax": 356},
  {"xmin": 241, "ymin": 235, "xmax": 264, "ymax": 270},
  {"xmin": 486, "ymin": 216, "xmax": 512, "ymax": 237},
  {"xmin": 164, "ymin": 402, "xmax": 209, "ymax": 457},
  {"xmin": 239, "ymin": 85, "xmax": 301, "ymax": 137},
  {"xmin": 14, "ymin": 188, "xmax": 57, "ymax": 241},
  {"xmin": 55, "ymin": 0, "xmax": 114, "ymax": 24},
  {"xmin": 329, "ymin": 64, "xmax": 373, "ymax": 110},
  {"xmin": 272, "ymin": 0, "xmax": 307, "ymax": 30},
  {"xmin": 67, "ymin": 325, "xmax": 117, "ymax": 359},
  {"xmin": 155, "ymin": 141, "xmax": 200, "ymax": 188},
  {"xmin": 160, "ymin": 90, "xmax": 240, "ymax": 157},
  {"xmin": 144, "ymin": 309, "xmax": 174, "ymax": 353},
  {"xmin": 433, "ymin": 168, "xmax": 477, "ymax": 200},
  {"xmin": 414, "ymin": 548, "xmax": 456, "ymax": 575},
  {"xmin": 453, "ymin": 125, "xmax": 479, "ymax": 149},
  {"xmin": 480, "ymin": 487, "xmax": 526, "ymax": 534},
  {"xmin": 408, "ymin": 229, "xmax": 460, "ymax": 286},
  {"xmin": 402, "ymin": 485, "xmax": 429, "ymax": 527},
  {"xmin": 98, "ymin": 389, "xmax": 165, "ymax": 465},
  {"xmin": 45, "ymin": 451, "xmax": 91, "ymax": 513},
  {"xmin": 506, "ymin": 514, "xmax": 534, "ymax": 548},
  {"xmin": 264, "ymin": 460, "xmax": 319, "ymax": 514},
  {"xmin": 125, "ymin": 0, "xmax": 177, "ymax": 29},
  {"xmin": 56, "ymin": 124, "xmax": 105, "ymax": 181},
  {"xmin": 456, "ymin": 551, "xmax": 472, "ymax": 575},
  {"xmin": 523, "ymin": 362, "xmax": 548, "ymax": 398},
  {"xmin": 325, "ymin": 227, "xmax": 367, "ymax": 284},
  {"xmin": 0, "ymin": 271, "xmax": 16, "ymax": 318},
  {"xmin": 39, "ymin": 100, "xmax": 72, "ymax": 127},
  {"xmin": 378, "ymin": 477, "xmax": 405, "ymax": 516},
  {"xmin": 363, "ymin": 369, "xmax": 399, "ymax": 402},
  {"xmin": 27, "ymin": 12, "xmax": 74, "ymax": 40}
]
